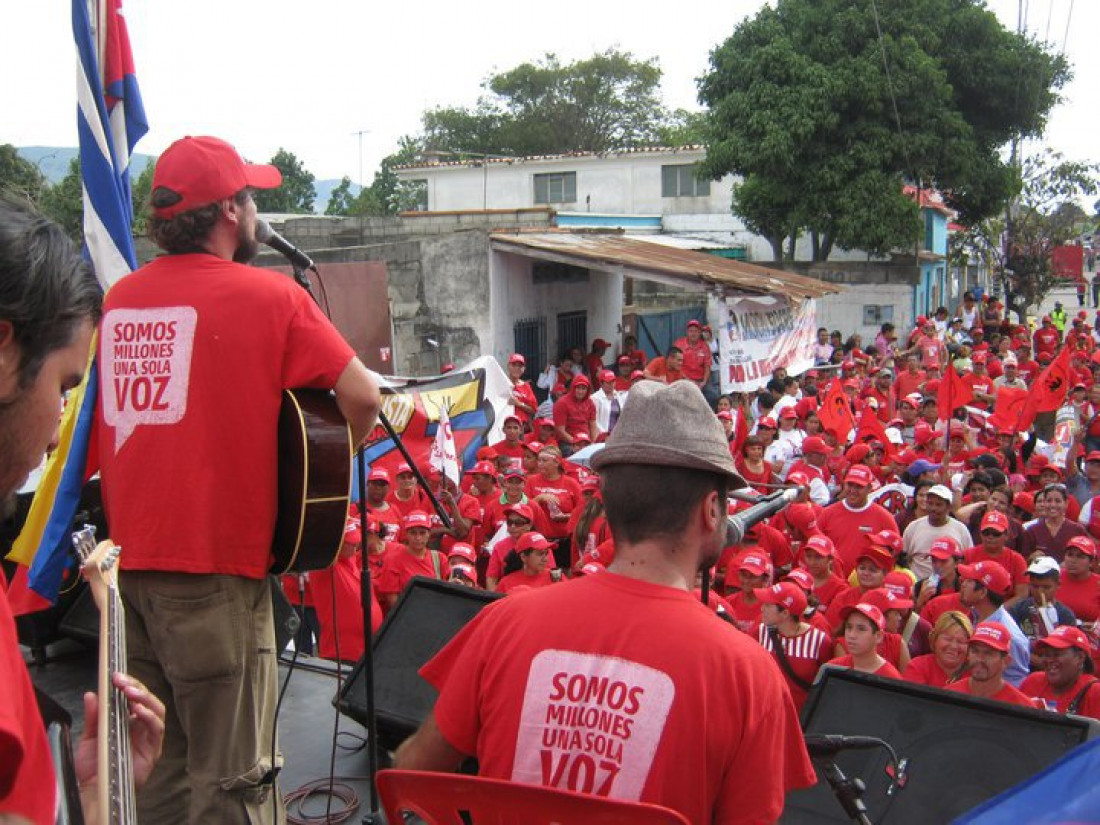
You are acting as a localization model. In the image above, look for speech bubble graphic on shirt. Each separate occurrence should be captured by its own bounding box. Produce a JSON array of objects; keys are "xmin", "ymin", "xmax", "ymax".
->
[{"xmin": 101, "ymin": 306, "xmax": 197, "ymax": 453}]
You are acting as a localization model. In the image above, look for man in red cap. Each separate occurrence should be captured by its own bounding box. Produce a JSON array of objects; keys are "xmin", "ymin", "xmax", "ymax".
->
[
  {"xmin": 824, "ymin": 543, "xmax": 895, "ymax": 633},
  {"xmin": 788, "ymin": 436, "xmax": 833, "ymax": 506},
  {"xmin": 817, "ymin": 465, "xmax": 898, "ymax": 575},
  {"xmin": 364, "ymin": 466, "xmax": 403, "ymax": 539},
  {"xmin": 592, "ymin": 369, "xmax": 624, "ymax": 436},
  {"xmin": 946, "ymin": 623, "xmax": 1035, "ymax": 706},
  {"xmin": 378, "ymin": 511, "xmax": 452, "ymax": 609},
  {"xmin": 963, "ymin": 510, "xmax": 1028, "ymax": 603},
  {"xmin": 552, "ymin": 373, "xmax": 597, "ymax": 455},
  {"xmin": 97, "ymin": 136, "xmax": 381, "ymax": 821},
  {"xmin": 1021, "ymin": 626, "xmax": 1100, "ymax": 718},
  {"xmin": 957, "ymin": 561, "xmax": 1031, "ymax": 685},
  {"xmin": 863, "ymin": 368, "xmax": 896, "ymax": 423},
  {"xmin": 613, "ymin": 354, "xmax": 635, "ymax": 391},
  {"xmin": 962, "ymin": 352, "xmax": 995, "ymax": 409},
  {"xmin": 584, "ymin": 338, "xmax": 611, "ymax": 382},
  {"xmin": 724, "ymin": 551, "xmax": 774, "ymax": 632},
  {"xmin": 490, "ymin": 414, "xmax": 528, "ymax": 468},
  {"xmin": 1033, "ymin": 316, "xmax": 1061, "ymax": 358},
  {"xmin": 505, "ymin": 353, "xmax": 538, "ymax": 427},
  {"xmin": 674, "ymin": 319, "xmax": 712, "ymax": 390}
]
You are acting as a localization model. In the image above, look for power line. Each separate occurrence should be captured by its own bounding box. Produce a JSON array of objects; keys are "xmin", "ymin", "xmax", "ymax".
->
[{"xmin": 868, "ymin": 0, "xmax": 912, "ymax": 180}]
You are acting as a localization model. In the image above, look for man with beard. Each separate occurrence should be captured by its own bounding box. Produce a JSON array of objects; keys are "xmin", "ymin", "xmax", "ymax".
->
[
  {"xmin": 394, "ymin": 381, "xmax": 815, "ymax": 824},
  {"xmin": 96, "ymin": 137, "xmax": 381, "ymax": 824},
  {"xmin": 0, "ymin": 198, "xmax": 166, "ymax": 823}
]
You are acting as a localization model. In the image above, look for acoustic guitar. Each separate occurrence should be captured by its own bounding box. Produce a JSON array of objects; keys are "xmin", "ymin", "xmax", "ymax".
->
[{"xmin": 271, "ymin": 388, "xmax": 353, "ymax": 574}]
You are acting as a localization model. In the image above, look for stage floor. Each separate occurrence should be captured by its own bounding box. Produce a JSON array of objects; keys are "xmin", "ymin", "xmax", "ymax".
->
[{"xmin": 26, "ymin": 639, "xmax": 390, "ymax": 822}]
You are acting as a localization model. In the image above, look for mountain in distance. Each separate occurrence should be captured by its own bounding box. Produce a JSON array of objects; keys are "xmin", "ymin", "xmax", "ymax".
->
[{"xmin": 15, "ymin": 146, "xmax": 358, "ymax": 214}]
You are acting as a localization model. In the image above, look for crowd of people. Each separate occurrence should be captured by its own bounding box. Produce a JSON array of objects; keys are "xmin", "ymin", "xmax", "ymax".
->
[{"xmin": 301, "ymin": 293, "xmax": 1100, "ymax": 729}]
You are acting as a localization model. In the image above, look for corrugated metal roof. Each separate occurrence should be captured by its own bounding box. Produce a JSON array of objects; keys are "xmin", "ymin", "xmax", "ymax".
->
[
  {"xmin": 397, "ymin": 145, "xmax": 705, "ymax": 171},
  {"xmin": 489, "ymin": 231, "xmax": 840, "ymax": 299}
]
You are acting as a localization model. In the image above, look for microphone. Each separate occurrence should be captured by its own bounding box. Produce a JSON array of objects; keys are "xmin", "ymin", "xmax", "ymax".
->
[
  {"xmin": 803, "ymin": 734, "xmax": 886, "ymax": 757},
  {"xmin": 726, "ymin": 488, "xmax": 799, "ymax": 545},
  {"xmin": 255, "ymin": 219, "xmax": 315, "ymax": 271}
]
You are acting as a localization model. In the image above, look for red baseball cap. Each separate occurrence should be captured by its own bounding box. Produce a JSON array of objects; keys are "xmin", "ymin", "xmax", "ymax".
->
[
  {"xmin": 500, "ymin": 466, "xmax": 525, "ymax": 480},
  {"xmin": 466, "ymin": 460, "xmax": 495, "ymax": 477},
  {"xmin": 803, "ymin": 534, "xmax": 836, "ymax": 558},
  {"xmin": 980, "ymin": 510, "xmax": 1009, "ymax": 534},
  {"xmin": 779, "ymin": 407, "xmax": 798, "ymax": 420},
  {"xmin": 864, "ymin": 586, "xmax": 912, "ymax": 613},
  {"xmin": 716, "ymin": 410, "xmax": 733, "ymax": 422},
  {"xmin": 517, "ymin": 532, "xmax": 555, "ymax": 553},
  {"xmin": 882, "ymin": 572, "xmax": 915, "ymax": 608},
  {"xmin": 1066, "ymin": 536, "xmax": 1097, "ymax": 558},
  {"xmin": 508, "ymin": 353, "xmax": 526, "ymax": 365},
  {"xmin": 871, "ymin": 530, "xmax": 902, "ymax": 555},
  {"xmin": 929, "ymin": 537, "xmax": 963, "ymax": 560},
  {"xmin": 1014, "ymin": 491, "xmax": 1035, "ymax": 515},
  {"xmin": 403, "ymin": 511, "xmax": 432, "ymax": 530},
  {"xmin": 802, "ymin": 436, "xmax": 829, "ymax": 455},
  {"xmin": 1036, "ymin": 625, "xmax": 1092, "ymax": 654},
  {"xmin": 523, "ymin": 440, "xmax": 544, "ymax": 454},
  {"xmin": 785, "ymin": 503, "xmax": 819, "ymax": 536},
  {"xmin": 737, "ymin": 553, "xmax": 773, "ymax": 577},
  {"xmin": 969, "ymin": 622, "xmax": 1011, "ymax": 653},
  {"xmin": 686, "ymin": 320, "xmax": 702, "ymax": 329},
  {"xmin": 857, "ymin": 545, "xmax": 896, "ymax": 572},
  {"xmin": 958, "ymin": 560, "xmax": 1012, "ymax": 596},
  {"xmin": 840, "ymin": 602, "xmax": 886, "ymax": 631},
  {"xmin": 395, "ymin": 462, "xmax": 413, "ymax": 476},
  {"xmin": 503, "ymin": 414, "xmax": 523, "ymax": 428},
  {"xmin": 449, "ymin": 563, "xmax": 477, "ymax": 582},
  {"xmin": 617, "ymin": 355, "xmax": 632, "ymax": 365},
  {"xmin": 535, "ymin": 417, "xmax": 555, "ymax": 429},
  {"xmin": 844, "ymin": 465, "xmax": 874, "ymax": 487},
  {"xmin": 447, "ymin": 543, "xmax": 477, "ymax": 564},
  {"xmin": 368, "ymin": 467, "xmax": 392, "ymax": 484},
  {"xmin": 786, "ymin": 470, "xmax": 811, "ymax": 487},
  {"xmin": 783, "ymin": 568, "xmax": 815, "ymax": 592},
  {"xmin": 754, "ymin": 582, "xmax": 808, "ymax": 616},
  {"xmin": 152, "ymin": 136, "xmax": 282, "ymax": 218},
  {"xmin": 599, "ymin": 369, "xmax": 615, "ymax": 383},
  {"xmin": 504, "ymin": 503, "xmax": 535, "ymax": 522},
  {"xmin": 757, "ymin": 417, "xmax": 778, "ymax": 430}
]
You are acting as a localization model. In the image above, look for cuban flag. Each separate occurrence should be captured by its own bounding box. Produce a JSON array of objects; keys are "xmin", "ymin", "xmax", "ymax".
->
[{"xmin": 6, "ymin": 0, "xmax": 146, "ymax": 613}]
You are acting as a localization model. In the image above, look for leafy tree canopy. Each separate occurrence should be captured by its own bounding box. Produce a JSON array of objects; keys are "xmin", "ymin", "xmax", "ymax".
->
[
  {"xmin": 698, "ymin": 0, "xmax": 1070, "ymax": 261},
  {"xmin": 0, "ymin": 144, "xmax": 49, "ymax": 207},
  {"xmin": 253, "ymin": 148, "xmax": 315, "ymax": 214},
  {"xmin": 326, "ymin": 137, "xmax": 425, "ymax": 217}
]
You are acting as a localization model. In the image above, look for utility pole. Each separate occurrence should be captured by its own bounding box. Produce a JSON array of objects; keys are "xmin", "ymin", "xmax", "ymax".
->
[{"xmin": 352, "ymin": 129, "xmax": 370, "ymax": 191}]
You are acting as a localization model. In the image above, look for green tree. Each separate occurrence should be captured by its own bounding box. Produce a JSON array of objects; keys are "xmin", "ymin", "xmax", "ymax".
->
[
  {"xmin": 325, "ymin": 176, "xmax": 360, "ymax": 216},
  {"xmin": 253, "ymin": 148, "xmax": 315, "ymax": 213},
  {"xmin": 130, "ymin": 159, "xmax": 155, "ymax": 234},
  {"xmin": 0, "ymin": 145, "xmax": 48, "ymax": 207},
  {"xmin": 698, "ymin": 0, "xmax": 1070, "ymax": 261},
  {"xmin": 421, "ymin": 50, "xmax": 671, "ymax": 156},
  {"xmin": 40, "ymin": 157, "xmax": 84, "ymax": 241}
]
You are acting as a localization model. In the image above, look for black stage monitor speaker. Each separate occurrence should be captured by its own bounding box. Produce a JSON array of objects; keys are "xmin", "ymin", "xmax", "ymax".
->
[
  {"xmin": 337, "ymin": 576, "xmax": 501, "ymax": 751},
  {"xmin": 782, "ymin": 667, "xmax": 1100, "ymax": 824}
]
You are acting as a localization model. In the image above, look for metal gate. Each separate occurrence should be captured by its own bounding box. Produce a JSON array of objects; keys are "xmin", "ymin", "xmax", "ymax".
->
[
  {"xmin": 634, "ymin": 306, "xmax": 705, "ymax": 359},
  {"xmin": 556, "ymin": 311, "xmax": 587, "ymax": 358},
  {"xmin": 513, "ymin": 316, "xmax": 547, "ymax": 399}
]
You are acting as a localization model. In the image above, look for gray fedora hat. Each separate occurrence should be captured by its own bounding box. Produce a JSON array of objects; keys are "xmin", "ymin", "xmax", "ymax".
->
[{"xmin": 591, "ymin": 380, "xmax": 745, "ymax": 487}]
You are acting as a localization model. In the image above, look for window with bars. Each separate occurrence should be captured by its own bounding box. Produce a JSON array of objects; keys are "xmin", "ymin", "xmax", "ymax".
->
[
  {"xmin": 534, "ymin": 172, "xmax": 577, "ymax": 205},
  {"xmin": 661, "ymin": 164, "xmax": 710, "ymax": 198}
]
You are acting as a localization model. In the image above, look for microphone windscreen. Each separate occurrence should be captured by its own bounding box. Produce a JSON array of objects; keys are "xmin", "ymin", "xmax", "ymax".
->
[{"xmin": 254, "ymin": 218, "xmax": 273, "ymax": 244}]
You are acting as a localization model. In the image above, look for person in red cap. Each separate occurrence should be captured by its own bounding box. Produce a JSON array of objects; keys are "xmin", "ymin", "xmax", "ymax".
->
[
  {"xmin": 592, "ymin": 368, "xmax": 624, "ymax": 436},
  {"xmin": 957, "ymin": 561, "xmax": 1031, "ymax": 685},
  {"xmin": 833, "ymin": 588, "xmax": 913, "ymax": 671},
  {"xmin": 673, "ymin": 320, "xmax": 712, "ymax": 390},
  {"xmin": 496, "ymin": 532, "xmax": 561, "ymax": 595},
  {"xmin": 916, "ymin": 537, "xmax": 966, "ymax": 622},
  {"xmin": 817, "ymin": 465, "xmax": 899, "ymax": 575},
  {"xmin": 643, "ymin": 345, "xmax": 685, "ymax": 385},
  {"xmin": 962, "ymin": 352, "xmax": 995, "ymax": 409},
  {"xmin": 823, "ymin": 543, "xmax": 895, "ymax": 634},
  {"xmin": 525, "ymin": 445, "xmax": 584, "ymax": 567},
  {"xmin": 946, "ymin": 623, "xmax": 1035, "ymax": 707},
  {"xmin": 724, "ymin": 552, "xmax": 774, "ymax": 632},
  {"xmin": 1021, "ymin": 626, "xmax": 1100, "ymax": 718},
  {"xmin": 363, "ymin": 466, "xmax": 403, "ymax": 539},
  {"xmin": 862, "ymin": 368, "xmax": 896, "ymax": 423},
  {"xmin": 755, "ymin": 583, "xmax": 834, "ymax": 709},
  {"xmin": 1056, "ymin": 536, "xmax": 1100, "ymax": 626},
  {"xmin": 963, "ymin": 509, "xmax": 1028, "ymax": 603},
  {"xmin": 485, "ymin": 502, "xmax": 546, "ymax": 590},
  {"xmin": 388, "ymin": 463, "xmax": 431, "ymax": 519},
  {"xmin": 903, "ymin": 611, "xmax": 973, "ymax": 688},
  {"xmin": 490, "ymin": 414, "xmax": 528, "ymax": 468},
  {"xmin": 799, "ymin": 534, "xmax": 847, "ymax": 611},
  {"xmin": 96, "ymin": 135, "xmax": 382, "ymax": 821},
  {"xmin": 618, "ymin": 333, "xmax": 647, "ymax": 371},
  {"xmin": 1033, "ymin": 316, "xmax": 1061, "ymax": 358},
  {"xmin": 552, "ymin": 374, "xmax": 597, "ymax": 456},
  {"xmin": 505, "ymin": 353, "xmax": 538, "ymax": 426},
  {"xmin": 827, "ymin": 603, "xmax": 903, "ymax": 678},
  {"xmin": 613, "ymin": 354, "xmax": 635, "ymax": 392},
  {"xmin": 378, "ymin": 511, "xmax": 452, "ymax": 610},
  {"xmin": 788, "ymin": 436, "xmax": 833, "ymax": 506}
]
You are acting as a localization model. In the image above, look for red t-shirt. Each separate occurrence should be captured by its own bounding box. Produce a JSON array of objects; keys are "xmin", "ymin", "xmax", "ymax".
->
[
  {"xmin": 947, "ymin": 678, "xmax": 1036, "ymax": 708},
  {"xmin": 552, "ymin": 393, "xmax": 596, "ymax": 438},
  {"xmin": 964, "ymin": 546, "xmax": 1028, "ymax": 589},
  {"xmin": 893, "ymin": 371, "xmax": 925, "ymax": 400},
  {"xmin": 525, "ymin": 474, "xmax": 584, "ymax": 539},
  {"xmin": 421, "ymin": 573, "xmax": 816, "ymax": 823},
  {"xmin": 510, "ymin": 381, "xmax": 538, "ymax": 426},
  {"xmin": 310, "ymin": 553, "xmax": 384, "ymax": 662},
  {"xmin": 387, "ymin": 488, "xmax": 432, "ymax": 521},
  {"xmin": 1033, "ymin": 327, "xmax": 1060, "ymax": 355},
  {"xmin": 98, "ymin": 254, "xmax": 355, "ymax": 578},
  {"xmin": 810, "ymin": 574, "xmax": 848, "ymax": 610},
  {"xmin": 825, "ymin": 655, "xmax": 903, "ymax": 680},
  {"xmin": 962, "ymin": 373, "xmax": 994, "ymax": 410},
  {"xmin": 725, "ymin": 592, "xmax": 763, "ymax": 633},
  {"xmin": 673, "ymin": 337, "xmax": 711, "ymax": 382},
  {"xmin": 376, "ymin": 547, "xmax": 450, "ymax": 598},
  {"xmin": 497, "ymin": 568, "xmax": 558, "ymax": 594},
  {"xmin": 0, "ymin": 577, "xmax": 55, "ymax": 823},
  {"xmin": 758, "ymin": 624, "xmax": 834, "ymax": 709},
  {"xmin": 735, "ymin": 459, "xmax": 774, "ymax": 494},
  {"xmin": 817, "ymin": 500, "xmax": 899, "ymax": 575},
  {"xmin": 903, "ymin": 653, "xmax": 959, "ymax": 688},
  {"xmin": 1057, "ymin": 574, "xmax": 1100, "ymax": 623},
  {"xmin": 920, "ymin": 591, "xmax": 965, "ymax": 626},
  {"xmin": 1021, "ymin": 673, "xmax": 1100, "ymax": 718},
  {"xmin": 645, "ymin": 356, "xmax": 684, "ymax": 384}
]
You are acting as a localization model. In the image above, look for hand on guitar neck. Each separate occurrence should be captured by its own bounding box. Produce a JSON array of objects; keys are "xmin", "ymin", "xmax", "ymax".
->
[{"xmin": 74, "ymin": 672, "xmax": 166, "ymax": 824}]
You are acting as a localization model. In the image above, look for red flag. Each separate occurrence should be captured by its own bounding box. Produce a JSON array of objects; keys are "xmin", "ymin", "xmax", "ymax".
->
[
  {"xmin": 730, "ymin": 406, "xmax": 750, "ymax": 456},
  {"xmin": 856, "ymin": 409, "xmax": 898, "ymax": 462},
  {"xmin": 987, "ymin": 387, "xmax": 1029, "ymax": 432},
  {"xmin": 937, "ymin": 363, "xmax": 974, "ymax": 423},
  {"xmin": 819, "ymin": 379, "xmax": 856, "ymax": 444},
  {"xmin": 1018, "ymin": 348, "xmax": 1073, "ymax": 431}
]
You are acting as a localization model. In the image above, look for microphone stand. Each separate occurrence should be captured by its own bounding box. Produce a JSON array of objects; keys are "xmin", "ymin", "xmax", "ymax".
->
[{"xmin": 817, "ymin": 760, "xmax": 873, "ymax": 825}]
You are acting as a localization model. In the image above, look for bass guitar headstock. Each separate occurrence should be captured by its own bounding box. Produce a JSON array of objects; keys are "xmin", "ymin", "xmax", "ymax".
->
[{"xmin": 71, "ymin": 525, "xmax": 121, "ymax": 611}]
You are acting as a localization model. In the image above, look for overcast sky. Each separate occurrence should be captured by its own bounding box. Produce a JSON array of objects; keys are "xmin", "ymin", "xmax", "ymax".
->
[{"xmin": 3, "ymin": 0, "xmax": 1096, "ymax": 184}]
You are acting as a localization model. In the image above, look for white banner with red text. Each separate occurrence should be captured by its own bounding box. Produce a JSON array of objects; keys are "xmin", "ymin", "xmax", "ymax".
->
[{"xmin": 716, "ymin": 294, "xmax": 817, "ymax": 393}]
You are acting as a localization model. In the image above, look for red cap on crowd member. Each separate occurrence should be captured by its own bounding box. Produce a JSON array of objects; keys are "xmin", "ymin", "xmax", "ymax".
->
[
  {"xmin": 843, "ymin": 378, "xmax": 860, "ymax": 390},
  {"xmin": 1014, "ymin": 491, "xmax": 1035, "ymax": 515},
  {"xmin": 882, "ymin": 572, "xmax": 915, "ymax": 608},
  {"xmin": 785, "ymin": 503, "xmax": 819, "ymax": 537},
  {"xmin": 535, "ymin": 417, "xmax": 555, "ymax": 430},
  {"xmin": 523, "ymin": 441, "xmax": 544, "ymax": 454},
  {"xmin": 796, "ymin": 397, "xmax": 819, "ymax": 418},
  {"xmin": 916, "ymin": 315, "xmax": 928, "ymax": 326},
  {"xmin": 581, "ymin": 475, "xmax": 601, "ymax": 493},
  {"xmin": 1037, "ymin": 352, "xmax": 1052, "ymax": 365},
  {"xmin": 1066, "ymin": 536, "xmax": 1097, "ymax": 558},
  {"xmin": 969, "ymin": 622, "xmax": 1012, "ymax": 653},
  {"xmin": 500, "ymin": 466, "xmax": 525, "ymax": 481},
  {"xmin": 572, "ymin": 374, "xmax": 592, "ymax": 389},
  {"xmin": 503, "ymin": 414, "xmax": 522, "ymax": 428},
  {"xmin": 930, "ymin": 537, "xmax": 963, "ymax": 560},
  {"xmin": 617, "ymin": 354, "xmax": 632, "ymax": 365},
  {"xmin": 779, "ymin": 407, "xmax": 798, "ymax": 420},
  {"xmin": 925, "ymin": 379, "xmax": 942, "ymax": 395},
  {"xmin": 864, "ymin": 586, "xmax": 910, "ymax": 614},
  {"xmin": 1025, "ymin": 455, "xmax": 1049, "ymax": 476},
  {"xmin": 980, "ymin": 510, "xmax": 1010, "ymax": 534},
  {"xmin": 913, "ymin": 423, "xmax": 936, "ymax": 447},
  {"xmin": 1042, "ymin": 464, "xmax": 1065, "ymax": 479},
  {"xmin": 450, "ymin": 563, "xmax": 477, "ymax": 583},
  {"xmin": 686, "ymin": 320, "xmax": 702, "ymax": 329},
  {"xmin": 972, "ymin": 352, "xmax": 988, "ymax": 364},
  {"xmin": 738, "ymin": 553, "xmax": 773, "ymax": 578},
  {"xmin": 508, "ymin": 353, "xmax": 526, "ymax": 365},
  {"xmin": 368, "ymin": 467, "xmax": 392, "ymax": 484},
  {"xmin": 757, "ymin": 416, "xmax": 778, "ymax": 430},
  {"xmin": 894, "ymin": 449, "xmax": 919, "ymax": 466},
  {"xmin": 783, "ymin": 568, "xmax": 815, "ymax": 593},
  {"xmin": 845, "ymin": 443, "xmax": 872, "ymax": 465},
  {"xmin": 504, "ymin": 503, "xmax": 535, "ymax": 522},
  {"xmin": 1036, "ymin": 625, "xmax": 1092, "ymax": 654},
  {"xmin": 958, "ymin": 560, "xmax": 1012, "ymax": 596},
  {"xmin": 403, "ymin": 511, "xmax": 432, "ymax": 530},
  {"xmin": 897, "ymin": 393, "xmax": 920, "ymax": 409},
  {"xmin": 754, "ymin": 582, "xmax": 808, "ymax": 616},
  {"xmin": 804, "ymin": 534, "xmax": 836, "ymax": 558},
  {"xmin": 805, "ymin": 370, "xmax": 820, "ymax": 379},
  {"xmin": 802, "ymin": 436, "xmax": 829, "ymax": 455},
  {"xmin": 151, "ymin": 136, "xmax": 283, "ymax": 218},
  {"xmin": 447, "ymin": 543, "xmax": 477, "ymax": 564},
  {"xmin": 631, "ymin": 370, "xmax": 645, "ymax": 381},
  {"xmin": 577, "ymin": 562, "xmax": 606, "ymax": 576},
  {"xmin": 467, "ymin": 460, "xmax": 495, "ymax": 477},
  {"xmin": 396, "ymin": 462, "xmax": 413, "ymax": 476},
  {"xmin": 844, "ymin": 465, "xmax": 874, "ymax": 487},
  {"xmin": 840, "ymin": 602, "xmax": 886, "ymax": 631},
  {"xmin": 1079, "ymin": 310, "xmax": 1089, "ymax": 320},
  {"xmin": 716, "ymin": 410, "xmax": 733, "ymax": 422},
  {"xmin": 841, "ymin": 360, "xmax": 855, "ymax": 371},
  {"xmin": 517, "ymin": 532, "xmax": 556, "ymax": 553},
  {"xmin": 599, "ymin": 369, "xmax": 615, "ymax": 383},
  {"xmin": 786, "ymin": 470, "xmax": 811, "ymax": 487},
  {"xmin": 857, "ymin": 545, "xmax": 896, "ymax": 572},
  {"xmin": 870, "ymin": 530, "xmax": 903, "ymax": 555}
]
